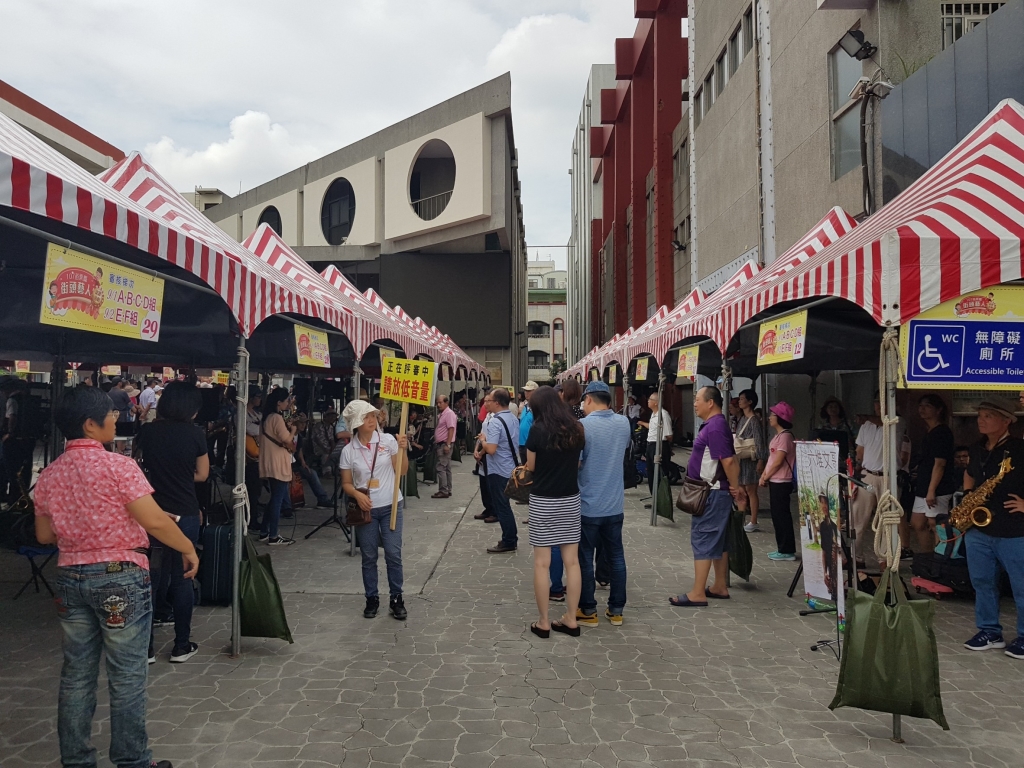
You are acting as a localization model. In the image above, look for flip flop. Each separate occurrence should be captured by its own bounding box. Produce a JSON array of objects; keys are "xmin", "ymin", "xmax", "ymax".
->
[
  {"xmin": 669, "ymin": 595, "xmax": 708, "ymax": 607},
  {"xmin": 530, "ymin": 623, "xmax": 549, "ymax": 639},
  {"xmin": 704, "ymin": 589, "xmax": 730, "ymax": 600},
  {"xmin": 551, "ymin": 620, "xmax": 581, "ymax": 637}
]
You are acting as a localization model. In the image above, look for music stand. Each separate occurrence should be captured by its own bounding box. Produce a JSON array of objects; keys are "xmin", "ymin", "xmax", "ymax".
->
[{"xmin": 304, "ymin": 464, "xmax": 351, "ymax": 543}]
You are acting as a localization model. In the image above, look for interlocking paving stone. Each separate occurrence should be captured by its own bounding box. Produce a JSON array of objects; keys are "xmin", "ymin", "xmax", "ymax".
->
[{"xmin": 2, "ymin": 458, "xmax": 1023, "ymax": 767}]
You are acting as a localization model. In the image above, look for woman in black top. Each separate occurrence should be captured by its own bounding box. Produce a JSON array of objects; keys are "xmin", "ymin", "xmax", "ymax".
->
[
  {"xmin": 525, "ymin": 386, "xmax": 585, "ymax": 638},
  {"xmin": 911, "ymin": 394, "xmax": 955, "ymax": 553},
  {"xmin": 136, "ymin": 381, "xmax": 209, "ymax": 663}
]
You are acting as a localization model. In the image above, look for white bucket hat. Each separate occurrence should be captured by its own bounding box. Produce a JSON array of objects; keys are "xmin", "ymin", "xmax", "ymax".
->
[{"xmin": 343, "ymin": 399, "xmax": 380, "ymax": 431}]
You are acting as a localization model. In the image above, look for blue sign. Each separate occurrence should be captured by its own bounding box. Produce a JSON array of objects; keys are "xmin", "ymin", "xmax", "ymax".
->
[{"xmin": 906, "ymin": 319, "xmax": 1024, "ymax": 387}]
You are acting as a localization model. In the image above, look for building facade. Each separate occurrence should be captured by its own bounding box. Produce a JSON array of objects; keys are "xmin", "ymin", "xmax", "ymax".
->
[
  {"xmin": 567, "ymin": 64, "xmax": 615, "ymax": 364},
  {"xmin": 526, "ymin": 259, "xmax": 567, "ymax": 383},
  {"xmin": 204, "ymin": 75, "xmax": 527, "ymax": 387},
  {"xmin": 0, "ymin": 79, "xmax": 124, "ymax": 173},
  {"xmin": 569, "ymin": 0, "xmax": 1009, "ymax": 361}
]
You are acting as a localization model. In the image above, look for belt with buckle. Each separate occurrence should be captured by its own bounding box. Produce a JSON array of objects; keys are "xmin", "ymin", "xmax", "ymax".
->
[{"xmin": 863, "ymin": 469, "xmax": 883, "ymax": 476}]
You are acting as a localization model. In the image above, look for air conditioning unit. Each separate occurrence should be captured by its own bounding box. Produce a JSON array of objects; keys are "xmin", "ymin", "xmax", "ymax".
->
[{"xmin": 817, "ymin": 0, "xmax": 874, "ymax": 9}]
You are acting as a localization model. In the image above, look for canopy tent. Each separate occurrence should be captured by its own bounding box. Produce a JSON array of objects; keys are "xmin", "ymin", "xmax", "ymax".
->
[
  {"xmin": 614, "ymin": 287, "xmax": 706, "ymax": 371},
  {"xmin": 715, "ymin": 100, "xmax": 1024, "ymax": 350}
]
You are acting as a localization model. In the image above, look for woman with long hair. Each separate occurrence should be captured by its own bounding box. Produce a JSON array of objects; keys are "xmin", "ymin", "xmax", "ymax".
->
[
  {"xmin": 526, "ymin": 386, "xmax": 585, "ymax": 638},
  {"xmin": 258, "ymin": 387, "xmax": 297, "ymax": 545},
  {"xmin": 759, "ymin": 401, "xmax": 797, "ymax": 562},
  {"xmin": 136, "ymin": 381, "xmax": 209, "ymax": 663},
  {"xmin": 558, "ymin": 379, "xmax": 585, "ymax": 420},
  {"xmin": 736, "ymin": 389, "xmax": 767, "ymax": 532},
  {"xmin": 911, "ymin": 394, "xmax": 955, "ymax": 552},
  {"xmin": 819, "ymin": 396, "xmax": 857, "ymax": 460}
]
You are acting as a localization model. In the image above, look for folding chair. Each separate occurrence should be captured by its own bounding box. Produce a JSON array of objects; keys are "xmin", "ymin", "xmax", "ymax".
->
[{"xmin": 15, "ymin": 545, "xmax": 58, "ymax": 599}]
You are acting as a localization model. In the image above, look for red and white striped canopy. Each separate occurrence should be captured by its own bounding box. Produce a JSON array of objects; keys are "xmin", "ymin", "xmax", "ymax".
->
[
  {"xmin": 97, "ymin": 152, "xmax": 346, "ymax": 337},
  {"xmin": 619, "ymin": 287, "xmax": 707, "ymax": 368},
  {"xmin": 721, "ymin": 100, "xmax": 1024, "ymax": 340}
]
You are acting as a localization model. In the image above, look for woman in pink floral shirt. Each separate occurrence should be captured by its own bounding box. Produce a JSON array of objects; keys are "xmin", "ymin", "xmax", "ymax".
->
[{"xmin": 34, "ymin": 386, "xmax": 198, "ymax": 768}]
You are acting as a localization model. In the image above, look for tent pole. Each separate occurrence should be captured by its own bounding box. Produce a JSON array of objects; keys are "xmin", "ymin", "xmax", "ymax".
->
[
  {"xmin": 882, "ymin": 334, "xmax": 903, "ymax": 743},
  {"xmin": 49, "ymin": 333, "xmax": 67, "ymax": 463},
  {"xmin": 230, "ymin": 336, "xmax": 249, "ymax": 659},
  {"xmin": 651, "ymin": 370, "xmax": 666, "ymax": 527},
  {"xmin": 622, "ymin": 374, "xmax": 630, "ymax": 417}
]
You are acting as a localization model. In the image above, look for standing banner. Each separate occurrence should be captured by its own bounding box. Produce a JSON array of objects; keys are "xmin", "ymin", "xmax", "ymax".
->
[
  {"xmin": 757, "ymin": 309, "xmax": 808, "ymax": 365},
  {"xmin": 795, "ymin": 440, "xmax": 846, "ymax": 625},
  {"xmin": 40, "ymin": 243, "xmax": 164, "ymax": 342},
  {"xmin": 293, "ymin": 325, "xmax": 331, "ymax": 368},
  {"xmin": 676, "ymin": 345, "xmax": 700, "ymax": 380},
  {"xmin": 901, "ymin": 285, "xmax": 1024, "ymax": 389},
  {"xmin": 635, "ymin": 358, "xmax": 649, "ymax": 382}
]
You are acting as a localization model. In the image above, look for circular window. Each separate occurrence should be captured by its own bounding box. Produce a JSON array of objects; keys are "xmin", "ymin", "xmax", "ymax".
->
[
  {"xmin": 258, "ymin": 206, "xmax": 282, "ymax": 236},
  {"xmin": 321, "ymin": 178, "xmax": 356, "ymax": 245},
  {"xmin": 409, "ymin": 139, "xmax": 455, "ymax": 221}
]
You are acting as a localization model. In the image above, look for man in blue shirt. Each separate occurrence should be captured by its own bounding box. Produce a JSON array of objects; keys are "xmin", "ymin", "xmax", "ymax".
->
[
  {"xmin": 517, "ymin": 380, "xmax": 538, "ymax": 463},
  {"xmin": 483, "ymin": 388, "xmax": 520, "ymax": 553},
  {"xmin": 575, "ymin": 381, "xmax": 632, "ymax": 626}
]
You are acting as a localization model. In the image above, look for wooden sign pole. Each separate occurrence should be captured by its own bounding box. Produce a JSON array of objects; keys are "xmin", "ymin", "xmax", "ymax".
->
[{"xmin": 390, "ymin": 400, "xmax": 409, "ymax": 530}]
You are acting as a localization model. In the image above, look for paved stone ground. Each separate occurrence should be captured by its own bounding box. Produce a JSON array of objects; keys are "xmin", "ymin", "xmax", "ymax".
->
[{"xmin": 1, "ymin": 458, "xmax": 1022, "ymax": 768}]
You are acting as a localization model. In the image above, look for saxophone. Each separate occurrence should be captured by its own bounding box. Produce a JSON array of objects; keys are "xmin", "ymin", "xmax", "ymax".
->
[{"xmin": 949, "ymin": 455, "xmax": 1013, "ymax": 531}]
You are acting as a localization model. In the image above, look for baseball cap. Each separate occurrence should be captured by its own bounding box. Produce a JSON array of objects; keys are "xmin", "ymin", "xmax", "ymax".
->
[
  {"xmin": 769, "ymin": 401, "xmax": 795, "ymax": 423},
  {"xmin": 522, "ymin": 380, "xmax": 539, "ymax": 391},
  {"xmin": 583, "ymin": 381, "xmax": 610, "ymax": 396}
]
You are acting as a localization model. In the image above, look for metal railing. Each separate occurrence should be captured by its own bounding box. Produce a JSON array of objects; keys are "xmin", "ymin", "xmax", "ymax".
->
[
  {"xmin": 411, "ymin": 189, "xmax": 453, "ymax": 221},
  {"xmin": 528, "ymin": 332, "xmax": 550, "ymax": 338}
]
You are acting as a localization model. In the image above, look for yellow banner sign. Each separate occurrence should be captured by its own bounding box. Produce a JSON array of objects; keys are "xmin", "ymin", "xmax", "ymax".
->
[
  {"xmin": 15, "ymin": 361, "xmax": 30, "ymax": 374},
  {"xmin": 608, "ymin": 366, "xmax": 617, "ymax": 385},
  {"xmin": 294, "ymin": 325, "xmax": 331, "ymax": 368},
  {"xmin": 40, "ymin": 243, "xmax": 164, "ymax": 342},
  {"xmin": 381, "ymin": 358, "xmax": 436, "ymax": 406},
  {"xmin": 676, "ymin": 345, "xmax": 700, "ymax": 380},
  {"xmin": 635, "ymin": 358, "xmax": 649, "ymax": 382},
  {"xmin": 215, "ymin": 371, "xmax": 231, "ymax": 386},
  {"xmin": 757, "ymin": 310, "xmax": 808, "ymax": 366}
]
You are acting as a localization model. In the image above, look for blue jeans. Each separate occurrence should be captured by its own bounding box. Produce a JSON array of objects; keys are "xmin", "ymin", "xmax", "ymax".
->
[
  {"xmin": 966, "ymin": 529, "xmax": 1024, "ymax": 637},
  {"xmin": 358, "ymin": 502, "xmax": 404, "ymax": 598},
  {"xmin": 150, "ymin": 515, "xmax": 200, "ymax": 652},
  {"xmin": 298, "ymin": 464, "xmax": 331, "ymax": 504},
  {"xmin": 550, "ymin": 546, "xmax": 564, "ymax": 592},
  {"xmin": 579, "ymin": 514, "xmax": 627, "ymax": 614},
  {"xmin": 261, "ymin": 477, "xmax": 291, "ymax": 538},
  {"xmin": 487, "ymin": 474, "xmax": 517, "ymax": 548},
  {"xmin": 55, "ymin": 563, "xmax": 153, "ymax": 768}
]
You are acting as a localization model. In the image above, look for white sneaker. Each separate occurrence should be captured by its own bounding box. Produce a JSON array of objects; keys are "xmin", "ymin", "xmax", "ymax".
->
[{"xmin": 743, "ymin": 522, "xmax": 759, "ymax": 532}]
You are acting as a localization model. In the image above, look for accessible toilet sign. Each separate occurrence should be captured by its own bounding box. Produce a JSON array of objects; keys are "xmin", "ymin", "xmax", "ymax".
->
[{"xmin": 901, "ymin": 286, "xmax": 1024, "ymax": 389}]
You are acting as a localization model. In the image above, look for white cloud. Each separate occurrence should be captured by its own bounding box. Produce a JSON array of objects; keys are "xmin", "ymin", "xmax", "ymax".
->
[
  {"xmin": 143, "ymin": 111, "xmax": 319, "ymax": 195},
  {"xmin": 1, "ymin": 0, "xmax": 640, "ymax": 257}
]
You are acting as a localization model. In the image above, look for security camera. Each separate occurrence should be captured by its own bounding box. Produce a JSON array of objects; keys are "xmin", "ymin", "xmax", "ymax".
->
[
  {"xmin": 848, "ymin": 76, "xmax": 871, "ymax": 101},
  {"xmin": 871, "ymin": 79, "xmax": 894, "ymax": 99},
  {"xmin": 671, "ymin": 240, "xmax": 686, "ymax": 252}
]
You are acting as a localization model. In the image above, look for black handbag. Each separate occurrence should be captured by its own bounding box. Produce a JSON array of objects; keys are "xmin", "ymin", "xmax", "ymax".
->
[{"xmin": 345, "ymin": 442, "xmax": 377, "ymax": 527}]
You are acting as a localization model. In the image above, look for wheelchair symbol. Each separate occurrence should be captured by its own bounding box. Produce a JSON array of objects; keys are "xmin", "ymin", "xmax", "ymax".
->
[{"xmin": 916, "ymin": 335, "xmax": 950, "ymax": 374}]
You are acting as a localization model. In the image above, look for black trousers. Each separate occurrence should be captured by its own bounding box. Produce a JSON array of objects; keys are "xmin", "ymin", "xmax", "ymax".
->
[
  {"xmin": 478, "ymin": 472, "xmax": 493, "ymax": 515},
  {"xmin": 769, "ymin": 481, "xmax": 797, "ymax": 555}
]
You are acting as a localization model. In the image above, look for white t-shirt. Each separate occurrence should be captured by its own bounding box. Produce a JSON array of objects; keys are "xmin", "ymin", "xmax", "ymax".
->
[
  {"xmin": 340, "ymin": 431, "xmax": 402, "ymax": 508},
  {"xmin": 647, "ymin": 409, "xmax": 673, "ymax": 442},
  {"xmin": 856, "ymin": 418, "xmax": 906, "ymax": 473},
  {"xmin": 139, "ymin": 387, "xmax": 158, "ymax": 411},
  {"xmin": 627, "ymin": 405, "xmax": 641, "ymax": 420}
]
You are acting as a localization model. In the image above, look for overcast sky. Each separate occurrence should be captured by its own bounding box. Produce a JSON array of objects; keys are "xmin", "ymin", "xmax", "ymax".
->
[{"xmin": 2, "ymin": 0, "xmax": 646, "ymax": 268}]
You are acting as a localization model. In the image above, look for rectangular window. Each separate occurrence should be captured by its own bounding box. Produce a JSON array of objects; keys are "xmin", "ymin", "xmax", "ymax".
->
[
  {"xmin": 743, "ymin": 7, "xmax": 754, "ymax": 55},
  {"xmin": 716, "ymin": 51, "xmax": 727, "ymax": 94},
  {"xmin": 829, "ymin": 42, "xmax": 864, "ymax": 179},
  {"xmin": 728, "ymin": 29, "xmax": 741, "ymax": 76},
  {"xmin": 941, "ymin": 3, "xmax": 1005, "ymax": 49},
  {"xmin": 694, "ymin": 88, "xmax": 703, "ymax": 127},
  {"xmin": 704, "ymin": 71, "xmax": 714, "ymax": 112}
]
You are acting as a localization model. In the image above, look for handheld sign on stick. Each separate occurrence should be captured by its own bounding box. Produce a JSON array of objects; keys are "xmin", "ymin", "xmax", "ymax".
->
[{"xmin": 380, "ymin": 356, "xmax": 437, "ymax": 530}]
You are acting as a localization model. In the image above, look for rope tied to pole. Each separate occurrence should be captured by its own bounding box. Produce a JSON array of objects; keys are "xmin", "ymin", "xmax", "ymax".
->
[
  {"xmin": 873, "ymin": 327, "xmax": 905, "ymax": 571},
  {"xmin": 233, "ymin": 483, "xmax": 251, "ymax": 528}
]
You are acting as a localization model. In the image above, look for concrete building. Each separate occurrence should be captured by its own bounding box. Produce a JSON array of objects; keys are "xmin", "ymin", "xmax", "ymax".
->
[
  {"xmin": 0, "ymin": 79, "xmax": 124, "ymax": 173},
  {"xmin": 567, "ymin": 64, "xmax": 616, "ymax": 364},
  {"xmin": 203, "ymin": 75, "xmax": 527, "ymax": 387},
  {"xmin": 182, "ymin": 187, "xmax": 229, "ymax": 212},
  {"xmin": 569, "ymin": 1, "xmax": 1008, "ymax": 360},
  {"xmin": 526, "ymin": 258, "xmax": 567, "ymax": 383}
]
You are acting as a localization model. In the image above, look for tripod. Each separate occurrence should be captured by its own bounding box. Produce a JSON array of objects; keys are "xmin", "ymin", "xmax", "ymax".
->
[{"xmin": 305, "ymin": 465, "xmax": 351, "ymax": 544}]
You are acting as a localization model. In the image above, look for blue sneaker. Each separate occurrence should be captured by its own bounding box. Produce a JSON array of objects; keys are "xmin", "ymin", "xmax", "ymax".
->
[
  {"xmin": 1005, "ymin": 637, "xmax": 1024, "ymax": 659},
  {"xmin": 964, "ymin": 630, "xmax": 1005, "ymax": 651},
  {"xmin": 767, "ymin": 551, "xmax": 797, "ymax": 561}
]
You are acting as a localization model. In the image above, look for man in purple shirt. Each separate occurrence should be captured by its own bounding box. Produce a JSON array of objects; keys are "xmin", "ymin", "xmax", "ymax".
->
[{"xmin": 670, "ymin": 385, "xmax": 747, "ymax": 607}]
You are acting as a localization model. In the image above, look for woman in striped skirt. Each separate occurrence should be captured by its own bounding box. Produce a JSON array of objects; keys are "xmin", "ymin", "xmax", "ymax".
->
[{"xmin": 525, "ymin": 386, "xmax": 585, "ymax": 638}]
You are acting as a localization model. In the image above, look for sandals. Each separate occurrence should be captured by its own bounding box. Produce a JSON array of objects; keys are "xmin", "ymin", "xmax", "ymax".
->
[
  {"xmin": 530, "ymin": 623, "xmax": 550, "ymax": 639},
  {"xmin": 669, "ymin": 595, "xmax": 708, "ymax": 607},
  {"xmin": 551, "ymin": 620, "xmax": 581, "ymax": 637},
  {"xmin": 704, "ymin": 589, "xmax": 730, "ymax": 600}
]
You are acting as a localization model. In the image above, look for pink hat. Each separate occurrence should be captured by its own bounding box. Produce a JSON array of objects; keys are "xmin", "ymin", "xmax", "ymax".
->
[{"xmin": 769, "ymin": 401, "xmax": 795, "ymax": 423}]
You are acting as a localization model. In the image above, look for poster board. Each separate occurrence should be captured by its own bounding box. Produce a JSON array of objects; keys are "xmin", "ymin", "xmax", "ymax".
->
[
  {"xmin": 381, "ymin": 358, "xmax": 436, "ymax": 406},
  {"xmin": 795, "ymin": 440, "xmax": 846, "ymax": 626},
  {"xmin": 293, "ymin": 325, "xmax": 331, "ymax": 368},
  {"xmin": 676, "ymin": 345, "xmax": 699, "ymax": 380},
  {"xmin": 757, "ymin": 309, "xmax": 808, "ymax": 365},
  {"xmin": 635, "ymin": 358, "xmax": 649, "ymax": 382}
]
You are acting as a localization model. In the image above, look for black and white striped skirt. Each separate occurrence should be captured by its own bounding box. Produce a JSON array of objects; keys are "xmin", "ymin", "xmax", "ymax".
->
[{"xmin": 528, "ymin": 493, "xmax": 581, "ymax": 547}]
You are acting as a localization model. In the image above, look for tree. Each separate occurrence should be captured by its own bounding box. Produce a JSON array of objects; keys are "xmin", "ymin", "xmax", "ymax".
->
[{"xmin": 548, "ymin": 358, "xmax": 567, "ymax": 381}]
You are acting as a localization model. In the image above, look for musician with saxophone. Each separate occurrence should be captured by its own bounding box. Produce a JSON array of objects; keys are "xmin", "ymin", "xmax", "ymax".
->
[{"xmin": 960, "ymin": 397, "xmax": 1024, "ymax": 659}]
